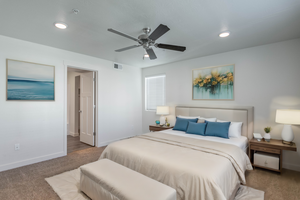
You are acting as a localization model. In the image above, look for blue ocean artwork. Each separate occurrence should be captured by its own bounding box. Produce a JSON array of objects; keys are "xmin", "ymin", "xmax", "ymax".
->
[
  {"xmin": 7, "ymin": 60, "xmax": 54, "ymax": 100},
  {"xmin": 192, "ymin": 65, "xmax": 234, "ymax": 100}
]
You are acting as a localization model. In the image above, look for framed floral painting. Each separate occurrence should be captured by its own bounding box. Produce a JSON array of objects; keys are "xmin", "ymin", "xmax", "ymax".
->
[{"xmin": 192, "ymin": 64, "xmax": 234, "ymax": 100}]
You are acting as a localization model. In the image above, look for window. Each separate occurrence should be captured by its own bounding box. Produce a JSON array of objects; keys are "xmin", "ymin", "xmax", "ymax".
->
[{"xmin": 145, "ymin": 75, "xmax": 166, "ymax": 111}]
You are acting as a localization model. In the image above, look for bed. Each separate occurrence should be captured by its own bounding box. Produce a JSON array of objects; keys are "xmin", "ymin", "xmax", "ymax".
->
[
  {"xmin": 161, "ymin": 129, "xmax": 249, "ymax": 153},
  {"xmin": 99, "ymin": 106, "xmax": 254, "ymax": 200}
]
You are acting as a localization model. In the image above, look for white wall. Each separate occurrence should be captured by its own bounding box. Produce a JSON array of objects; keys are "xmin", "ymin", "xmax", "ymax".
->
[
  {"xmin": 142, "ymin": 38, "xmax": 300, "ymax": 171},
  {"xmin": 0, "ymin": 35, "xmax": 142, "ymax": 172}
]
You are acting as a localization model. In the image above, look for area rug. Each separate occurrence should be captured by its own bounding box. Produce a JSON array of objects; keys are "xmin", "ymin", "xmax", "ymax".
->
[{"xmin": 46, "ymin": 168, "xmax": 264, "ymax": 200}]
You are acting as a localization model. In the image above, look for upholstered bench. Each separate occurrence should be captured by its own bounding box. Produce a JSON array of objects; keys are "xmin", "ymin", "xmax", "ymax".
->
[{"xmin": 80, "ymin": 159, "xmax": 176, "ymax": 200}]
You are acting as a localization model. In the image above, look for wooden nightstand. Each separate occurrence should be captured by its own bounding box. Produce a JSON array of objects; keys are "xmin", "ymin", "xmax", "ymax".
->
[
  {"xmin": 249, "ymin": 138, "xmax": 297, "ymax": 174},
  {"xmin": 149, "ymin": 125, "xmax": 174, "ymax": 132}
]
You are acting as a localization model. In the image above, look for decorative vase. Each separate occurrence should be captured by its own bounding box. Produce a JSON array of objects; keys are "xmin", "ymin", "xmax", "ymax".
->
[
  {"xmin": 264, "ymin": 133, "xmax": 271, "ymax": 142},
  {"xmin": 155, "ymin": 120, "xmax": 160, "ymax": 126}
]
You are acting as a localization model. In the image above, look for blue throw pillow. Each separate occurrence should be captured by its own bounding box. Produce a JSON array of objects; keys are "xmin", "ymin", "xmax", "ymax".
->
[
  {"xmin": 186, "ymin": 122, "xmax": 207, "ymax": 136},
  {"xmin": 205, "ymin": 122, "xmax": 231, "ymax": 139},
  {"xmin": 173, "ymin": 117, "xmax": 198, "ymax": 131}
]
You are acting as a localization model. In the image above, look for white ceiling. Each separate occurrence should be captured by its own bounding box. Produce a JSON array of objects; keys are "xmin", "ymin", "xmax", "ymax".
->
[{"xmin": 0, "ymin": 0, "xmax": 300, "ymax": 68}]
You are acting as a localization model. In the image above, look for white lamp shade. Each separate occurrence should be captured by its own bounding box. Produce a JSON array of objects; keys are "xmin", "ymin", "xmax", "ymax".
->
[
  {"xmin": 156, "ymin": 106, "xmax": 169, "ymax": 115},
  {"xmin": 275, "ymin": 109, "xmax": 300, "ymax": 125}
]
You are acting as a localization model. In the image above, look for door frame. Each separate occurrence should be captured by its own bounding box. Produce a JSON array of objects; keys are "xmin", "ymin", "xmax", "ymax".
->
[{"xmin": 63, "ymin": 61, "xmax": 98, "ymax": 155}]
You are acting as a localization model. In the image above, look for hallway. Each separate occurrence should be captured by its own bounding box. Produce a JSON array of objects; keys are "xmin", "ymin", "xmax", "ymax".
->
[{"xmin": 67, "ymin": 135, "xmax": 93, "ymax": 154}]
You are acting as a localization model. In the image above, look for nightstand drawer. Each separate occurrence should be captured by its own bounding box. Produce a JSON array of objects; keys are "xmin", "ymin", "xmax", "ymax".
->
[
  {"xmin": 150, "ymin": 126, "xmax": 164, "ymax": 131},
  {"xmin": 254, "ymin": 152, "xmax": 279, "ymax": 170},
  {"xmin": 251, "ymin": 145, "xmax": 280, "ymax": 154},
  {"xmin": 149, "ymin": 125, "xmax": 174, "ymax": 132}
]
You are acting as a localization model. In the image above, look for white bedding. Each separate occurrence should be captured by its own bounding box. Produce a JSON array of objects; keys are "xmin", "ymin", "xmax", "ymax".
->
[
  {"xmin": 100, "ymin": 132, "xmax": 252, "ymax": 200},
  {"xmin": 160, "ymin": 129, "xmax": 248, "ymax": 152}
]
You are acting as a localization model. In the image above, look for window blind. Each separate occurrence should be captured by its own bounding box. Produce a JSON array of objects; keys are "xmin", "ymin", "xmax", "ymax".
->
[{"xmin": 145, "ymin": 75, "xmax": 166, "ymax": 111}]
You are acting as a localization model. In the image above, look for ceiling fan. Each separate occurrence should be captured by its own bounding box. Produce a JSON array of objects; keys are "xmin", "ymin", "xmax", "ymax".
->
[{"xmin": 108, "ymin": 24, "xmax": 186, "ymax": 60}]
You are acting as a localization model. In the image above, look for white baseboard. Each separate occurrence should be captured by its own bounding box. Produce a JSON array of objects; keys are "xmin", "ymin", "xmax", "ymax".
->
[
  {"xmin": 283, "ymin": 162, "xmax": 300, "ymax": 172},
  {"xmin": 0, "ymin": 152, "xmax": 65, "ymax": 172},
  {"xmin": 98, "ymin": 135, "xmax": 136, "ymax": 147},
  {"xmin": 69, "ymin": 131, "xmax": 79, "ymax": 137}
]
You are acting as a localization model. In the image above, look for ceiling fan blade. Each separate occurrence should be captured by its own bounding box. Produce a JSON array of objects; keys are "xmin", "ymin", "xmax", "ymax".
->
[
  {"xmin": 148, "ymin": 24, "xmax": 170, "ymax": 41},
  {"xmin": 156, "ymin": 43, "xmax": 186, "ymax": 52},
  {"xmin": 108, "ymin": 28, "xmax": 139, "ymax": 42},
  {"xmin": 146, "ymin": 48, "xmax": 157, "ymax": 60},
  {"xmin": 115, "ymin": 45, "xmax": 141, "ymax": 52}
]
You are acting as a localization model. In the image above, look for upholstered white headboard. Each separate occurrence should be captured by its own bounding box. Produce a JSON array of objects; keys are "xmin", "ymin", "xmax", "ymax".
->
[{"xmin": 175, "ymin": 105, "xmax": 254, "ymax": 140}]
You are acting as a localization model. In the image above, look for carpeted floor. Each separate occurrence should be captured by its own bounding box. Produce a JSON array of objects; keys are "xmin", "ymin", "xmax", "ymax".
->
[
  {"xmin": 245, "ymin": 167, "xmax": 300, "ymax": 200},
  {"xmin": 0, "ymin": 147, "xmax": 105, "ymax": 200},
  {"xmin": 0, "ymin": 146, "xmax": 299, "ymax": 200}
]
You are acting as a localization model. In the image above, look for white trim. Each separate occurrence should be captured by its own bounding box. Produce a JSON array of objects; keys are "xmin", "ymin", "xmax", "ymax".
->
[
  {"xmin": 145, "ymin": 74, "xmax": 166, "ymax": 79},
  {"xmin": 0, "ymin": 152, "xmax": 64, "ymax": 172},
  {"xmin": 69, "ymin": 131, "xmax": 79, "ymax": 137},
  {"xmin": 63, "ymin": 60, "xmax": 99, "ymax": 153},
  {"xmin": 63, "ymin": 62, "xmax": 68, "ymax": 156},
  {"xmin": 98, "ymin": 135, "xmax": 136, "ymax": 147}
]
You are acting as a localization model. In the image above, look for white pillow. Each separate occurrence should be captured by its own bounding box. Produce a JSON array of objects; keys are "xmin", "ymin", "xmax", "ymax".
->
[
  {"xmin": 177, "ymin": 115, "xmax": 200, "ymax": 119},
  {"xmin": 217, "ymin": 120, "xmax": 243, "ymax": 138},
  {"xmin": 199, "ymin": 117, "xmax": 217, "ymax": 122}
]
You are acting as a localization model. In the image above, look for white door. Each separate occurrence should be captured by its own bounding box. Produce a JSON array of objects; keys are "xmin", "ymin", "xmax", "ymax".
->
[{"xmin": 80, "ymin": 72, "xmax": 95, "ymax": 146}]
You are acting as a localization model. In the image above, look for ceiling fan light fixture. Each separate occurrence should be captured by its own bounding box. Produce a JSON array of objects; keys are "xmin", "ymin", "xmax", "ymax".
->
[
  {"xmin": 143, "ymin": 53, "xmax": 150, "ymax": 60},
  {"xmin": 54, "ymin": 22, "xmax": 68, "ymax": 29},
  {"xmin": 219, "ymin": 31, "xmax": 230, "ymax": 38},
  {"xmin": 108, "ymin": 24, "xmax": 186, "ymax": 60}
]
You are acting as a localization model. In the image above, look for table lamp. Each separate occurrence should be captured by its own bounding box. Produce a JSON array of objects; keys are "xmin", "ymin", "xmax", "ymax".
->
[
  {"xmin": 275, "ymin": 109, "xmax": 300, "ymax": 145},
  {"xmin": 156, "ymin": 106, "xmax": 169, "ymax": 126}
]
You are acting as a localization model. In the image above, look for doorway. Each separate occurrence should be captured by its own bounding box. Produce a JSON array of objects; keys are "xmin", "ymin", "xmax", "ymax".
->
[
  {"xmin": 75, "ymin": 76, "xmax": 80, "ymax": 135},
  {"xmin": 67, "ymin": 67, "xmax": 97, "ymax": 154}
]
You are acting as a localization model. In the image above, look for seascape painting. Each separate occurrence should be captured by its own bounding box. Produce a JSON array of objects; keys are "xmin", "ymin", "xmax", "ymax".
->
[
  {"xmin": 6, "ymin": 59, "xmax": 55, "ymax": 100},
  {"xmin": 192, "ymin": 64, "xmax": 234, "ymax": 100}
]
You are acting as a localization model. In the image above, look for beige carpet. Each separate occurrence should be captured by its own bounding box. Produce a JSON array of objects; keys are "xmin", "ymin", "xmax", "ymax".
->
[
  {"xmin": 46, "ymin": 167, "xmax": 264, "ymax": 200},
  {"xmin": 0, "ymin": 146, "xmax": 299, "ymax": 200},
  {"xmin": 0, "ymin": 147, "xmax": 105, "ymax": 200},
  {"xmin": 245, "ymin": 168, "xmax": 300, "ymax": 200}
]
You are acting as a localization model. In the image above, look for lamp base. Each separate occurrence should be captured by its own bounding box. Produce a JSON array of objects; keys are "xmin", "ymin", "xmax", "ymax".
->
[
  {"xmin": 281, "ymin": 124, "xmax": 294, "ymax": 144},
  {"xmin": 282, "ymin": 140, "xmax": 293, "ymax": 145},
  {"xmin": 160, "ymin": 115, "xmax": 168, "ymax": 126}
]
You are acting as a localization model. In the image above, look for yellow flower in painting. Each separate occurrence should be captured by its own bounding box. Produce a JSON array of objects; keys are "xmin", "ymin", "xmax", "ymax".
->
[
  {"xmin": 211, "ymin": 71, "xmax": 219, "ymax": 78},
  {"xmin": 194, "ymin": 78, "xmax": 204, "ymax": 85},
  {"xmin": 228, "ymin": 76, "xmax": 234, "ymax": 82},
  {"xmin": 212, "ymin": 81, "xmax": 217, "ymax": 85},
  {"xmin": 203, "ymin": 79, "xmax": 207, "ymax": 83},
  {"xmin": 206, "ymin": 75, "xmax": 212, "ymax": 79},
  {"xmin": 193, "ymin": 78, "xmax": 199, "ymax": 85},
  {"xmin": 199, "ymin": 83, "xmax": 204, "ymax": 87},
  {"xmin": 227, "ymin": 72, "xmax": 233, "ymax": 77},
  {"xmin": 223, "ymin": 78, "xmax": 227, "ymax": 82},
  {"xmin": 217, "ymin": 77, "xmax": 223, "ymax": 82}
]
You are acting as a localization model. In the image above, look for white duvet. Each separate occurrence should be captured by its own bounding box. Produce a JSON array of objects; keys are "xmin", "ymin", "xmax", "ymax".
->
[{"xmin": 100, "ymin": 132, "xmax": 253, "ymax": 200}]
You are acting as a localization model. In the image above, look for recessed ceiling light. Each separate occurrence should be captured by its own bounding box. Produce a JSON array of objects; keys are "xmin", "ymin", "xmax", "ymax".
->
[
  {"xmin": 219, "ymin": 31, "xmax": 230, "ymax": 38},
  {"xmin": 54, "ymin": 22, "xmax": 68, "ymax": 29}
]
